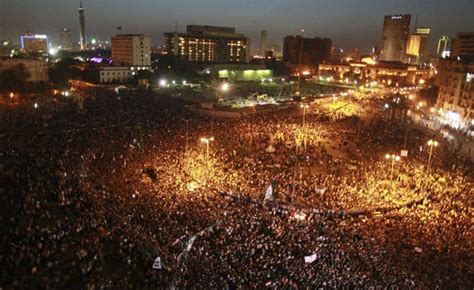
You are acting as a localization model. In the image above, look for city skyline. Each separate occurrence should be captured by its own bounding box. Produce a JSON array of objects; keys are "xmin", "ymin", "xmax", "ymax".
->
[{"xmin": 1, "ymin": 0, "xmax": 474, "ymax": 53}]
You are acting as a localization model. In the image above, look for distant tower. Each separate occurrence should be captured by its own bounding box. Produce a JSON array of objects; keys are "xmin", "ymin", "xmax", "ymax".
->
[
  {"xmin": 79, "ymin": 0, "xmax": 86, "ymax": 50},
  {"xmin": 260, "ymin": 30, "xmax": 268, "ymax": 56}
]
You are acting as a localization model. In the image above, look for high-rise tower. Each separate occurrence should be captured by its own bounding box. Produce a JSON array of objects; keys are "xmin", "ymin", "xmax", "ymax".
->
[
  {"xmin": 260, "ymin": 30, "xmax": 268, "ymax": 56},
  {"xmin": 79, "ymin": 0, "xmax": 86, "ymax": 50},
  {"xmin": 380, "ymin": 15, "xmax": 411, "ymax": 62}
]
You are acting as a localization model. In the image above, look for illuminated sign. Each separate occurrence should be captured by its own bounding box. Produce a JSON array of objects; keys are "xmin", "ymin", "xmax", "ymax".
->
[{"xmin": 391, "ymin": 16, "xmax": 403, "ymax": 19}]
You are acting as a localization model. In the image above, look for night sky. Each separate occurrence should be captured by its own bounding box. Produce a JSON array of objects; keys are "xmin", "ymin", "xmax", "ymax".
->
[{"xmin": 1, "ymin": 0, "xmax": 473, "ymax": 53}]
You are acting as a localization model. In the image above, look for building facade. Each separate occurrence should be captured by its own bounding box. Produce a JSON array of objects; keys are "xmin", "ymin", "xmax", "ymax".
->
[
  {"xmin": 260, "ymin": 30, "xmax": 268, "ymax": 56},
  {"xmin": 59, "ymin": 28, "xmax": 74, "ymax": 51},
  {"xmin": 451, "ymin": 32, "xmax": 474, "ymax": 58},
  {"xmin": 435, "ymin": 59, "xmax": 474, "ymax": 128},
  {"xmin": 111, "ymin": 34, "xmax": 151, "ymax": 67},
  {"xmin": 380, "ymin": 15, "xmax": 411, "ymax": 62},
  {"xmin": 99, "ymin": 66, "xmax": 137, "ymax": 83},
  {"xmin": 0, "ymin": 58, "xmax": 49, "ymax": 82},
  {"xmin": 406, "ymin": 27, "xmax": 430, "ymax": 64},
  {"xmin": 319, "ymin": 60, "xmax": 430, "ymax": 87},
  {"xmin": 164, "ymin": 25, "xmax": 250, "ymax": 63},
  {"xmin": 437, "ymin": 36, "xmax": 451, "ymax": 58},
  {"xmin": 283, "ymin": 35, "xmax": 331, "ymax": 67},
  {"xmin": 21, "ymin": 34, "xmax": 48, "ymax": 53}
]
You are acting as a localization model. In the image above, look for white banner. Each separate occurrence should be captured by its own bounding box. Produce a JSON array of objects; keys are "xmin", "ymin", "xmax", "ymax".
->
[
  {"xmin": 152, "ymin": 257, "xmax": 162, "ymax": 269},
  {"xmin": 304, "ymin": 253, "xmax": 318, "ymax": 264},
  {"xmin": 315, "ymin": 187, "xmax": 327, "ymax": 195},
  {"xmin": 264, "ymin": 184, "xmax": 274, "ymax": 202}
]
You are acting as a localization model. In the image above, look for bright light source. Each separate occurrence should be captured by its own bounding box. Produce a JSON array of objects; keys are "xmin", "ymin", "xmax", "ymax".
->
[
  {"xmin": 9, "ymin": 92, "xmax": 14, "ymax": 98},
  {"xmin": 182, "ymin": 80, "xmax": 187, "ymax": 85},
  {"xmin": 34, "ymin": 103, "xmax": 38, "ymax": 109},
  {"xmin": 302, "ymin": 71, "xmax": 310, "ymax": 76},
  {"xmin": 48, "ymin": 48, "xmax": 58, "ymax": 55},
  {"xmin": 221, "ymin": 82, "xmax": 229, "ymax": 92},
  {"xmin": 159, "ymin": 79, "xmax": 167, "ymax": 87},
  {"xmin": 384, "ymin": 103, "xmax": 390, "ymax": 109},
  {"xmin": 91, "ymin": 39, "xmax": 97, "ymax": 45}
]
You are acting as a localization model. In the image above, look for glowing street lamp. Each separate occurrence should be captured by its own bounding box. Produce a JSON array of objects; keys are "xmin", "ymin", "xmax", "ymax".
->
[
  {"xmin": 9, "ymin": 92, "xmax": 14, "ymax": 99},
  {"xmin": 300, "ymin": 104, "xmax": 309, "ymax": 126},
  {"xmin": 385, "ymin": 153, "xmax": 401, "ymax": 182},
  {"xmin": 221, "ymin": 82, "xmax": 229, "ymax": 92},
  {"xmin": 200, "ymin": 137, "xmax": 214, "ymax": 158},
  {"xmin": 427, "ymin": 139, "xmax": 439, "ymax": 173}
]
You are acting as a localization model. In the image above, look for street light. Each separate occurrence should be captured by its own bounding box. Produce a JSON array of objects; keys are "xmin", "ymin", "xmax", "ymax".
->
[
  {"xmin": 300, "ymin": 104, "xmax": 309, "ymax": 126},
  {"xmin": 200, "ymin": 137, "xmax": 214, "ymax": 158},
  {"xmin": 221, "ymin": 82, "xmax": 229, "ymax": 92},
  {"xmin": 385, "ymin": 153, "xmax": 401, "ymax": 182},
  {"xmin": 427, "ymin": 139, "xmax": 439, "ymax": 173}
]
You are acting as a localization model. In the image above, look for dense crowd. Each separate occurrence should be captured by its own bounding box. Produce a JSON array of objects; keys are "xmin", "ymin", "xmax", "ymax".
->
[{"xmin": 1, "ymin": 88, "xmax": 472, "ymax": 288}]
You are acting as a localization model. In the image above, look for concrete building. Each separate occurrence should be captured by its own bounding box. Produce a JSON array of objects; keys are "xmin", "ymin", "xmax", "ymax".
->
[
  {"xmin": 451, "ymin": 32, "xmax": 474, "ymax": 58},
  {"xmin": 283, "ymin": 35, "xmax": 331, "ymax": 67},
  {"xmin": 21, "ymin": 34, "xmax": 49, "ymax": 53},
  {"xmin": 111, "ymin": 34, "xmax": 151, "ymax": 67},
  {"xmin": 164, "ymin": 25, "xmax": 250, "ymax": 63},
  {"xmin": 0, "ymin": 58, "xmax": 49, "ymax": 82},
  {"xmin": 319, "ymin": 59, "xmax": 430, "ymax": 87},
  {"xmin": 435, "ymin": 58, "xmax": 474, "ymax": 128},
  {"xmin": 380, "ymin": 15, "xmax": 411, "ymax": 62},
  {"xmin": 59, "ymin": 28, "xmax": 74, "ymax": 51},
  {"xmin": 99, "ymin": 66, "xmax": 136, "ymax": 83},
  {"xmin": 437, "ymin": 36, "xmax": 451, "ymax": 58},
  {"xmin": 260, "ymin": 30, "xmax": 268, "ymax": 56}
]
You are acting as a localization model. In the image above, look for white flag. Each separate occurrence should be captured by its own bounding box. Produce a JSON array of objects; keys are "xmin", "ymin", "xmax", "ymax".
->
[
  {"xmin": 264, "ymin": 184, "xmax": 273, "ymax": 202},
  {"xmin": 304, "ymin": 253, "xmax": 318, "ymax": 264},
  {"xmin": 315, "ymin": 187, "xmax": 327, "ymax": 195},
  {"xmin": 152, "ymin": 257, "xmax": 162, "ymax": 269}
]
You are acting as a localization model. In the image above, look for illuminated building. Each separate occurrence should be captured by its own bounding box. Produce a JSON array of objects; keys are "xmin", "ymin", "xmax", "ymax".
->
[
  {"xmin": 435, "ymin": 58, "xmax": 474, "ymax": 127},
  {"xmin": 451, "ymin": 32, "xmax": 474, "ymax": 58},
  {"xmin": 60, "ymin": 28, "xmax": 74, "ymax": 51},
  {"xmin": 0, "ymin": 58, "xmax": 48, "ymax": 82},
  {"xmin": 111, "ymin": 34, "xmax": 151, "ymax": 67},
  {"xmin": 260, "ymin": 30, "xmax": 268, "ymax": 56},
  {"xmin": 165, "ymin": 25, "xmax": 250, "ymax": 63},
  {"xmin": 406, "ymin": 27, "xmax": 430, "ymax": 64},
  {"xmin": 319, "ymin": 60, "xmax": 430, "ymax": 86},
  {"xmin": 20, "ymin": 34, "xmax": 48, "ymax": 53},
  {"xmin": 210, "ymin": 64, "xmax": 272, "ymax": 81},
  {"xmin": 380, "ymin": 15, "xmax": 411, "ymax": 62},
  {"xmin": 437, "ymin": 36, "xmax": 451, "ymax": 58},
  {"xmin": 78, "ymin": 0, "xmax": 86, "ymax": 50}
]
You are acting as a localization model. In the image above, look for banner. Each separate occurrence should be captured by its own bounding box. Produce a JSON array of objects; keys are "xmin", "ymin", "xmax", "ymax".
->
[
  {"xmin": 264, "ymin": 184, "xmax": 274, "ymax": 202},
  {"xmin": 152, "ymin": 256, "xmax": 162, "ymax": 269},
  {"xmin": 315, "ymin": 187, "xmax": 327, "ymax": 195},
  {"xmin": 304, "ymin": 253, "xmax": 318, "ymax": 264}
]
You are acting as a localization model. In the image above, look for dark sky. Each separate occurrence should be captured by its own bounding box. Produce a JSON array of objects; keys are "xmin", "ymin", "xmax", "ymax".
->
[{"xmin": 1, "ymin": 0, "xmax": 473, "ymax": 53}]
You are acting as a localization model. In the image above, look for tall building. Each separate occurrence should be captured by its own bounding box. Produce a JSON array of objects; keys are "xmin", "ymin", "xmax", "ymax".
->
[
  {"xmin": 380, "ymin": 14, "xmax": 411, "ymax": 62},
  {"xmin": 437, "ymin": 36, "xmax": 451, "ymax": 58},
  {"xmin": 164, "ymin": 25, "xmax": 250, "ymax": 63},
  {"xmin": 59, "ymin": 28, "xmax": 74, "ymax": 51},
  {"xmin": 260, "ymin": 30, "xmax": 268, "ymax": 56},
  {"xmin": 111, "ymin": 34, "xmax": 151, "ymax": 67},
  {"xmin": 436, "ymin": 58, "xmax": 474, "ymax": 128},
  {"xmin": 283, "ymin": 35, "xmax": 331, "ymax": 66},
  {"xmin": 20, "ymin": 34, "xmax": 48, "ymax": 53},
  {"xmin": 406, "ymin": 27, "xmax": 430, "ymax": 63},
  {"xmin": 451, "ymin": 32, "xmax": 474, "ymax": 58},
  {"xmin": 78, "ymin": 0, "xmax": 86, "ymax": 50}
]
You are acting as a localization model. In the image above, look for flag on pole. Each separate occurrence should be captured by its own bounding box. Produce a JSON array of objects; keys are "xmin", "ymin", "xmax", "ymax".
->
[
  {"xmin": 304, "ymin": 253, "xmax": 318, "ymax": 264},
  {"xmin": 152, "ymin": 257, "xmax": 162, "ymax": 269}
]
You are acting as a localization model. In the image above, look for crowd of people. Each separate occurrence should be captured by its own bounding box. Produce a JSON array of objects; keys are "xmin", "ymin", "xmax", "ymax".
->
[{"xmin": 1, "ymin": 87, "xmax": 472, "ymax": 288}]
